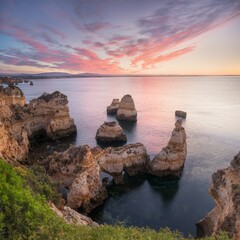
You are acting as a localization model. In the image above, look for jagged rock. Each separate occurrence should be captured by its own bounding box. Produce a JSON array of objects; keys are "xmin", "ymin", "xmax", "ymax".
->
[
  {"xmin": 0, "ymin": 86, "xmax": 76, "ymax": 162},
  {"xmin": 95, "ymin": 143, "xmax": 149, "ymax": 184},
  {"xmin": 50, "ymin": 203, "xmax": 98, "ymax": 226},
  {"xmin": 175, "ymin": 110, "xmax": 187, "ymax": 118},
  {"xmin": 148, "ymin": 119, "xmax": 187, "ymax": 177},
  {"xmin": 196, "ymin": 152, "xmax": 240, "ymax": 239},
  {"xmin": 95, "ymin": 121, "xmax": 127, "ymax": 143},
  {"xmin": 107, "ymin": 98, "xmax": 119, "ymax": 114},
  {"xmin": 116, "ymin": 94, "xmax": 137, "ymax": 121},
  {"xmin": 47, "ymin": 145, "xmax": 108, "ymax": 213},
  {"xmin": 0, "ymin": 85, "xmax": 26, "ymax": 107}
]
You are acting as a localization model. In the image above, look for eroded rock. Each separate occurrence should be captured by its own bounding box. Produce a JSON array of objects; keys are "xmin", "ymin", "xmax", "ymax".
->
[
  {"xmin": 50, "ymin": 203, "xmax": 98, "ymax": 226},
  {"xmin": 95, "ymin": 143, "xmax": 149, "ymax": 184},
  {"xmin": 196, "ymin": 152, "xmax": 240, "ymax": 239},
  {"xmin": 47, "ymin": 145, "xmax": 108, "ymax": 213},
  {"xmin": 148, "ymin": 119, "xmax": 187, "ymax": 177},
  {"xmin": 107, "ymin": 98, "xmax": 119, "ymax": 114},
  {"xmin": 175, "ymin": 110, "xmax": 187, "ymax": 118},
  {"xmin": 0, "ymin": 86, "xmax": 76, "ymax": 162},
  {"xmin": 116, "ymin": 94, "xmax": 137, "ymax": 121},
  {"xmin": 96, "ymin": 121, "xmax": 127, "ymax": 144}
]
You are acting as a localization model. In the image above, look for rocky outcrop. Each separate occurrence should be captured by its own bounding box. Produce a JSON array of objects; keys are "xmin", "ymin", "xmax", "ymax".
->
[
  {"xmin": 196, "ymin": 152, "xmax": 240, "ymax": 239},
  {"xmin": 148, "ymin": 119, "xmax": 187, "ymax": 177},
  {"xmin": 116, "ymin": 94, "xmax": 137, "ymax": 121},
  {"xmin": 95, "ymin": 143, "xmax": 149, "ymax": 184},
  {"xmin": 13, "ymin": 91, "xmax": 77, "ymax": 140},
  {"xmin": 47, "ymin": 145, "xmax": 107, "ymax": 213},
  {"xmin": 0, "ymin": 86, "xmax": 76, "ymax": 162},
  {"xmin": 175, "ymin": 110, "xmax": 187, "ymax": 118},
  {"xmin": 107, "ymin": 99, "xmax": 119, "ymax": 114},
  {"xmin": 50, "ymin": 203, "xmax": 98, "ymax": 226},
  {"xmin": 95, "ymin": 121, "xmax": 127, "ymax": 144}
]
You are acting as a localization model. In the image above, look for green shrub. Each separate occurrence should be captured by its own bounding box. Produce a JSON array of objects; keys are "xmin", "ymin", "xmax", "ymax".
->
[{"xmin": 0, "ymin": 159, "xmax": 231, "ymax": 240}]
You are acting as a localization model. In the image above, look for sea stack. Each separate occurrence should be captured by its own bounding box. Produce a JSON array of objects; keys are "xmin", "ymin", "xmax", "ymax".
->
[
  {"xmin": 107, "ymin": 99, "xmax": 119, "ymax": 114},
  {"xmin": 116, "ymin": 94, "xmax": 137, "ymax": 121},
  {"xmin": 175, "ymin": 110, "xmax": 187, "ymax": 118},
  {"xmin": 196, "ymin": 151, "xmax": 240, "ymax": 239},
  {"xmin": 96, "ymin": 121, "xmax": 127, "ymax": 144},
  {"xmin": 148, "ymin": 119, "xmax": 187, "ymax": 177}
]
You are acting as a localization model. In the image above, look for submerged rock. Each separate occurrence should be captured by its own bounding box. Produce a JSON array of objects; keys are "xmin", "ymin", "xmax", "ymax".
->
[
  {"xmin": 148, "ymin": 119, "xmax": 187, "ymax": 177},
  {"xmin": 107, "ymin": 98, "xmax": 119, "ymax": 114},
  {"xmin": 116, "ymin": 94, "xmax": 137, "ymax": 121},
  {"xmin": 47, "ymin": 145, "xmax": 108, "ymax": 213},
  {"xmin": 95, "ymin": 143, "xmax": 149, "ymax": 184},
  {"xmin": 196, "ymin": 152, "xmax": 240, "ymax": 239},
  {"xmin": 96, "ymin": 121, "xmax": 127, "ymax": 143},
  {"xmin": 175, "ymin": 110, "xmax": 187, "ymax": 118}
]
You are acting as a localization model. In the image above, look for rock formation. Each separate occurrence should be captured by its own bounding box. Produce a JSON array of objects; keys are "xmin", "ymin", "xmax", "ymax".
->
[
  {"xmin": 0, "ymin": 85, "xmax": 76, "ymax": 162},
  {"xmin": 95, "ymin": 121, "xmax": 127, "ymax": 144},
  {"xmin": 15, "ymin": 91, "xmax": 77, "ymax": 140},
  {"xmin": 148, "ymin": 119, "xmax": 187, "ymax": 177},
  {"xmin": 116, "ymin": 94, "xmax": 137, "ymax": 121},
  {"xmin": 175, "ymin": 110, "xmax": 187, "ymax": 118},
  {"xmin": 47, "ymin": 145, "xmax": 108, "ymax": 213},
  {"xmin": 95, "ymin": 143, "xmax": 149, "ymax": 184},
  {"xmin": 107, "ymin": 98, "xmax": 119, "ymax": 114},
  {"xmin": 196, "ymin": 152, "xmax": 240, "ymax": 239},
  {"xmin": 50, "ymin": 203, "xmax": 98, "ymax": 226}
]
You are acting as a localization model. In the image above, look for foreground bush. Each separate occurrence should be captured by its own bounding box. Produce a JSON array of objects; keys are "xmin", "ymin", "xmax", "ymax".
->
[{"xmin": 0, "ymin": 159, "xmax": 230, "ymax": 240}]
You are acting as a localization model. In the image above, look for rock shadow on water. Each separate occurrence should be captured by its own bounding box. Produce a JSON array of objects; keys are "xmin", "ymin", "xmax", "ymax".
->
[
  {"xmin": 146, "ymin": 175, "xmax": 180, "ymax": 204},
  {"xmin": 117, "ymin": 120, "xmax": 137, "ymax": 133}
]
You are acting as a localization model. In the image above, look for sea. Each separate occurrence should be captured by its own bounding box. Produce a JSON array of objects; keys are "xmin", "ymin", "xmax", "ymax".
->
[{"xmin": 18, "ymin": 76, "xmax": 240, "ymax": 236}]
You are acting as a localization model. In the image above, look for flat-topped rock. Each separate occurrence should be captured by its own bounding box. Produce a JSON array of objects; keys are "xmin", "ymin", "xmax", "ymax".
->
[
  {"xmin": 96, "ymin": 121, "xmax": 127, "ymax": 143},
  {"xmin": 175, "ymin": 110, "xmax": 187, "ymax": 118},
  {"xmin": 107, "ymin": 98, "xmax": 119, "ymax": 114},
  {"xmin": 116, "ymin": 94, "xmax": 137, "ymax": 121},
  {"xmin": 148, "ymin": 119, "xmax": 187, "ymax": 177},
  {"xmin": 95, "ymin": 143, "xmax": 149, "ymax": 184}
]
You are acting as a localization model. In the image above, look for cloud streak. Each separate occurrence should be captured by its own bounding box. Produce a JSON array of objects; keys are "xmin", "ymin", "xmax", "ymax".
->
[{"xmin": 0, "ymin": 0, "xmax": 239, "ymax": 73}]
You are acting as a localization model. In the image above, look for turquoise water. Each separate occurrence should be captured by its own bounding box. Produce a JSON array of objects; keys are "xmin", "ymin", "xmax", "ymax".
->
[{"xmin": 19, "ymin": 76, "xmax": 240, "ymax": 236}]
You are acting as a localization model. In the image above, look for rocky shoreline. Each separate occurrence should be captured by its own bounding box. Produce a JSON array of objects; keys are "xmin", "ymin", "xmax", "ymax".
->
[{"xmin": 0, "ymin": 83, "xmax": 238, "ymax": 238}]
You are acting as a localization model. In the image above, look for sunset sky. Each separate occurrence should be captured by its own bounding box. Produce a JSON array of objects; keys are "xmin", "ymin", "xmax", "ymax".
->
[{"xmin": 0, "ymin": 0, "xmax": 240, "ymax": 75}]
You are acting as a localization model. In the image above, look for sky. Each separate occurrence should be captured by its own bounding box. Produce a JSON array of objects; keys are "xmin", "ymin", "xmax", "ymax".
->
[{"xmin": 0, "ymin": 0, "xmax": 240, "ymax": 75}]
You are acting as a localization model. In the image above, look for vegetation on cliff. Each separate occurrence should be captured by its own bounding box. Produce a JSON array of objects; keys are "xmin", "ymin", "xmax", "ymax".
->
[{"xmin": 0, "ymin": 159, "xmax": 230, "ymax": 240}]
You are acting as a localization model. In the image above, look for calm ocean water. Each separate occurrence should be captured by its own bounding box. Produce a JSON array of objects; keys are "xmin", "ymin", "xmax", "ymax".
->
[{"xmin": 19, "ymin": 76, "xmax": 240, "ymax": 236}]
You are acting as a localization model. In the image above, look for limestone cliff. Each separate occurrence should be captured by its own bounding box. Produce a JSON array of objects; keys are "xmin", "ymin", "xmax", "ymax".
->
[
  {"xmin": 47, "ymin": 145, "xmax": 108, "ymax": 213},
  {"xmin": 148, "ymin": 119, "xmax": 187, "ymax": 177},
  {"xmin": 196, "ymin": 152, "xmax": 240, "ymax": 239},
  {"xmin": 0, "ymin": 85, "xmax": 76, "ymax": 162}
]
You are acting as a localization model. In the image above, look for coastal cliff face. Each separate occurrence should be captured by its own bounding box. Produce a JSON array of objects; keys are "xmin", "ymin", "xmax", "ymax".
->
[
  {"xmin": 148, "ymin": 119, "xmax": 187, "ymax": 177},
  {"xmin": 196, "ymin": 152, "xmax": 240, "ymax": 239},
  {"xmin": 95, "ymin": 143, "xmax": 149, "ymax": 184},
  {"xmin": 0, "ymin": 86, "xmax": 29, "ymax": 161},
  {"xmin": 11, "ymin": 91, "xmax": 76, "ymax": 140},
  {"xmin": 47, "ymin": 145, "xmax": 108, "ymax": 213},
  {"xmin": 0, "ymin": 85, "xmax": 76, "ymax": 162}
]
